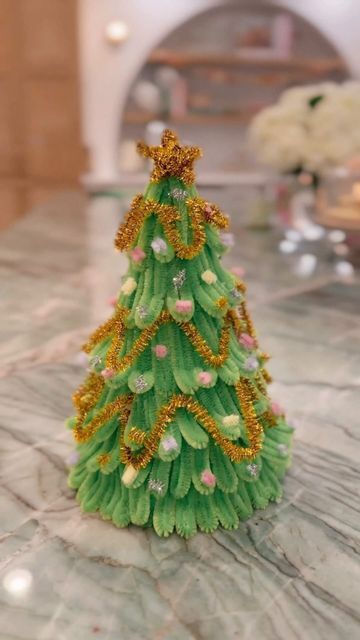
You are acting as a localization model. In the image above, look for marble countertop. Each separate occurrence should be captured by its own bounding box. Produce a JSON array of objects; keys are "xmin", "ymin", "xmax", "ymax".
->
[{"xmin": 0, "ymin": 191, "xmax": 359, "ymax": 640}]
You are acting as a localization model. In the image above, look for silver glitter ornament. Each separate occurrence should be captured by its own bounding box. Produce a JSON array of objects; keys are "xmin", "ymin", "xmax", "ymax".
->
[
  {"xmin": 246, "ymin": 463, "xmax": 259, "ymax": 477},
  {"xmin": 136, "ymin": 304, "xmax": 148, "ymax": 319},
  {"xmin": 173, "ymin": 269, "xmax": 186, "ymax": 291},
  {"xmin": 88, "ymin": 355, "xmax": 102, "ymax": 371},
  {"xmin": 168, "ymin": 188, "xmax": 188, "ymax": 201},
  {"xmin": 134, "ymin": 375, "xmax": 148, "ymax": 393},
  {"xmin": 148, "ymin": 478, "xmax": 164, "ymax": 494}
]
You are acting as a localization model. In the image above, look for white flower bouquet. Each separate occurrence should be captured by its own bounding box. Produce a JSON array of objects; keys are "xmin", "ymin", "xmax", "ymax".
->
[{"xmin": 250, "ymin": 82, "xmax": 360, "ymax": 175}]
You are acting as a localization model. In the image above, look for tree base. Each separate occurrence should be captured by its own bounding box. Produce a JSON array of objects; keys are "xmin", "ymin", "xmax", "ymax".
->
[{"xmin": 68, "ymin": 424, "xmax": 293, "ymax": 538}]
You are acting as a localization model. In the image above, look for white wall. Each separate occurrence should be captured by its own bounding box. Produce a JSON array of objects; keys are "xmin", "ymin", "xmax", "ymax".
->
[
  {"xmin": 78, "ymin": 0, "xmax": 360, "ymax": 184},
  {"xmin": 78, "ymin": 0, "xmax": 217, "ymax": 183}
]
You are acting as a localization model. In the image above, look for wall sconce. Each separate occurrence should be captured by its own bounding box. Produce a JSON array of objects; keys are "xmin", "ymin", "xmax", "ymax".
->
[{"xmin": 105, "ymin": 20, "xmax": 129, "ymax": 45}]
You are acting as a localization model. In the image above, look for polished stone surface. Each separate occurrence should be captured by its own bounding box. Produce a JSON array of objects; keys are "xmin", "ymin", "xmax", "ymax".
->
[{"xmin": 0, "ymin": 190, "xmax": 359, "ymax": 640}]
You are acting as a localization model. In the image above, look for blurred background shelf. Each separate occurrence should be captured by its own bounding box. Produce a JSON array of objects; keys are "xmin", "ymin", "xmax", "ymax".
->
[
  {"xmin": 149, "ymin": 49, "xmax": 346, "ymax": 74},
  {"xmin": 123, "ymin": 111, "xmax": 256, "ymax": 125}
]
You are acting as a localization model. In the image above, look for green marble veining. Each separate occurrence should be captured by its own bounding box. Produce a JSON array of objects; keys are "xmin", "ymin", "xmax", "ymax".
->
[{"xmin": 0, "ymin": 191, "xmax": 359, "ymax": 640}]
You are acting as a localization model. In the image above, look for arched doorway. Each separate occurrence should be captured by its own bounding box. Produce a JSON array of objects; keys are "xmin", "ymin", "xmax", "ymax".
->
[
  {"xmin": 119, "ymin": 4, "xmax": 349, "ymax": 182},
  {"xmin": 79, "ymin": 0, "xmax": 354, "ymax": 186}
]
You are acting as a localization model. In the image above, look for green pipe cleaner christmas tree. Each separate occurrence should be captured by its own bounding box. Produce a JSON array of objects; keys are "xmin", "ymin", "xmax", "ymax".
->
[{"xmin": 67, "ymin": 129, "xmax": 293, "ymax": 537}]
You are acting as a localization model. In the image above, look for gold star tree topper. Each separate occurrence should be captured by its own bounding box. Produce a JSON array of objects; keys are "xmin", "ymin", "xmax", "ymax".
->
[{"xmin": 137, "ymin": 129, "xmax": 202, "ymax": 184}]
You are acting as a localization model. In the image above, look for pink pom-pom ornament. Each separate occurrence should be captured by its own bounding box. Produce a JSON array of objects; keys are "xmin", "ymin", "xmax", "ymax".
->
[
  {"xmin": 162, "ymin": 436, "xmax": 178, "ymax": 452},
  {"xmin": 271, "ymin": 401, "xmax": 283, "ymax": 417},
  {"xmin": 175, "ymin": 299, "xmax": 192, "ymax": 314},
  {"xmin": 198, "ymin": 371, "xmax": 212, "ymax": 386},
  {"xmin": 201, "ymin": 469, "xmax": 216, "ymax": 487},
  {"xmin": 131, "ymin": 246, "xmax": 146, "ymax": 263},
  {"xmin": 239, "ymin": 333, "xmax": 256, "ymax": 350},
  {"xmin": 154, "ymin": 344, "xmax": 168, "ymax": 359},
  {"xmin": 101, "ymin": 368, "xmax": 115, "ymax": 380}
]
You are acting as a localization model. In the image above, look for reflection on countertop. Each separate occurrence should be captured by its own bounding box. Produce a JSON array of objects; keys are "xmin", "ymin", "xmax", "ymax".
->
[{"xmin": 0, "ymin": 190, "xmax": 359, "ymax": 640}]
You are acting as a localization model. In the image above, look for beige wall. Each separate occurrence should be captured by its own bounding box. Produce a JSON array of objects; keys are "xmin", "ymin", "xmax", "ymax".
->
[{"xmin": 0, "ymin": 0, "xmax": 86, "ymax": 229}]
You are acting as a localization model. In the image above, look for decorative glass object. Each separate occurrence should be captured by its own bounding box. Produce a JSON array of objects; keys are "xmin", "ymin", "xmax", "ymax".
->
[{"xmin": 316, "ymin": 168, "xmax": 360, "ymax": 232}]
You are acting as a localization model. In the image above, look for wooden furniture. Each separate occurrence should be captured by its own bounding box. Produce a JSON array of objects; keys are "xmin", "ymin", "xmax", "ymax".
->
[{"xmin": 0, "ymin": 0, "xmax": 86, "ymax": 229}]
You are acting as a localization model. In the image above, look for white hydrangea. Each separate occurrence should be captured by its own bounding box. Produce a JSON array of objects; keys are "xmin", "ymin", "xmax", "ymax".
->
[{"xmin": 250, "ymin": 82, "xmax": 360, "ymax": 174}]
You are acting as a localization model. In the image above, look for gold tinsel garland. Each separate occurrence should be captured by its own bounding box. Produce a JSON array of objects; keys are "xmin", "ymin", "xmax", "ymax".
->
[
  {"xmin": 114, "ymin": 195, "xmax": 229, "ymax": 259},
  {"xmin": 186, "ymin": 197, "xmax": 229, "ymax": 230},
  {"xmin": 239, "ymin": 300, "xmax": 257, "ymax": 344},
  {"xmin": 83, "ymin": 305, "xmax": 251, "ymax": 372},
  {"xmin": 236, "ymin": 280, "xmax": 247, "ymax": 295},
  {"xmin": 81, "ymin": 316, "xmax": 119, "ymax": 354},
  {"xmin": 113, "ymin": 195, "xmax": 148, "ymax": 252},
  {"xmin": 260, "ymin": 410, "xmax": 278, "ymax": 428},
  {"xmin": 73, "ymin": 392, "xmax": 132, "ymax": 443},
  {"xmin": 260, "ymin": 363, "xmax": 271, "ymax": 381},
  {"xmin": 97, "ymin": 453, "xmax": 111, "ymax": 467},
  {"xmin": 82, "ymin": 298, "xmax": 269, "ymax": 378},
  {"xmin": 122, "ymin": 377, "xmax": 263, "ymax": 468},
  {"xmin": 234, "ymin": 301, "xmax": 273, "ymax": 390},
  {"xmin": 158, "ymin": 199, "xmax": 205, "ymax": 260},
  {"xmin": 81, "ymin": 300, "xmax": 273, "ymax": 398},
  {"xmin": 180, "ymin": 313, "xmax": 230, "ymax": 367},
  {"xmin": 72, "ymin": 372, "xmax": 105, "ymax": 428},
  {"xmin": 228, "ymin": 308, "xmax": 243, "ymax": 335},
  {"xmin": 216, "ymin": 296, "xmax": 228, "ymax": 310},
  {"xmin": 73, "ymin": 374, "xmax": 263, "ymax": 467}
]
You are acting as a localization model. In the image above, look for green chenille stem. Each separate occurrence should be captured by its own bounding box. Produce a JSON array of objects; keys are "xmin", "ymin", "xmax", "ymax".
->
[{"xmin": 68, "ymin": 175, "xmax": 293, "ymax": 537}]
